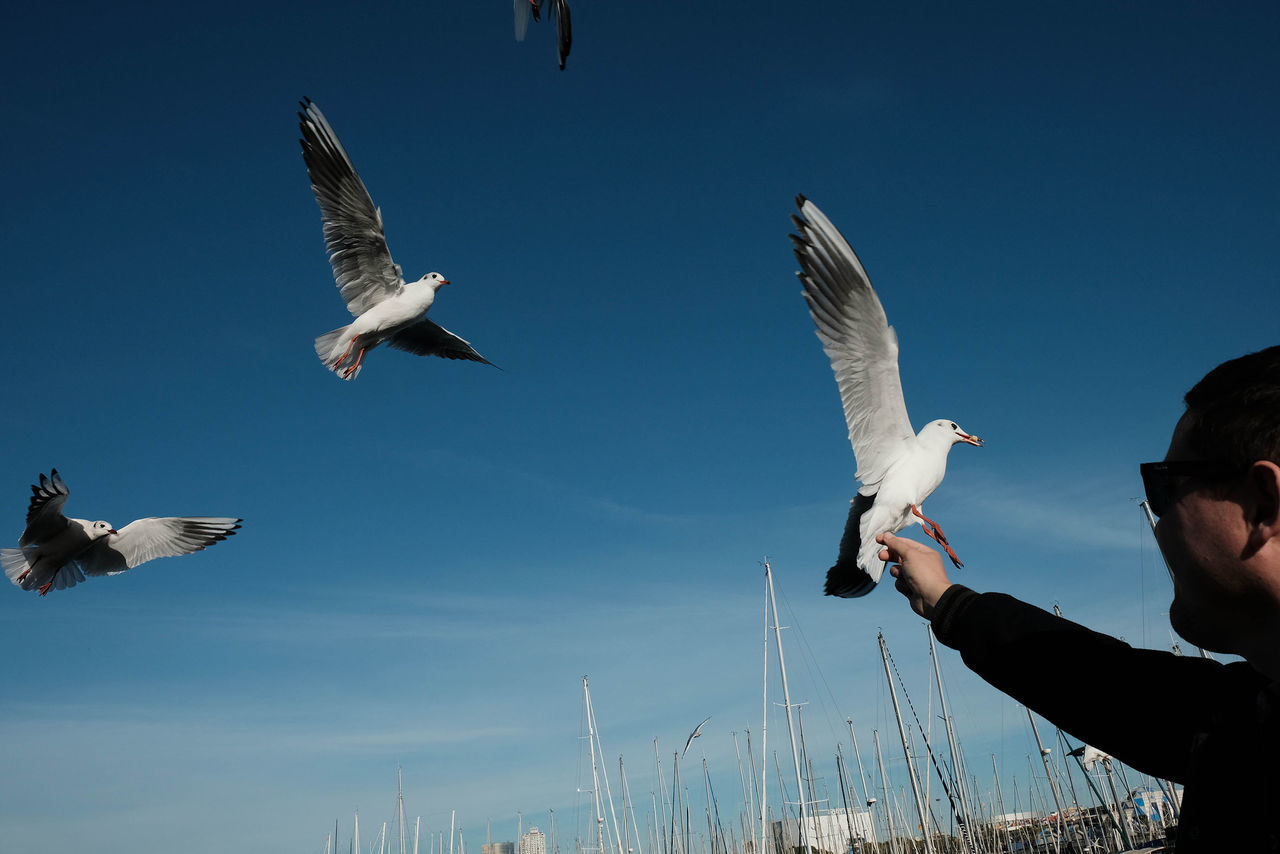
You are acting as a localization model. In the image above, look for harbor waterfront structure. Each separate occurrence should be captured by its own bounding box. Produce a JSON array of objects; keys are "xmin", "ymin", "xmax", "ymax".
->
[
  {"xmin": 519, "ymin": 827, "xmax": 546, "ymax": 854},
  {"xmin": 768, "ymin": 808, "xmax": 875, "ymax": 852},
  {"xmin": 484, "ymin": 844, "xmax": 515, "ymax": 854}
]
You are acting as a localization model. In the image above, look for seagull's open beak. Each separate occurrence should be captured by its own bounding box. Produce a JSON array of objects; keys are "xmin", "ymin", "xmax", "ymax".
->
[
  {"xmin": 959, "ymin": 432, "xmax": 984, "ymax": 447},
  {"xmin": 108, "ymin": 529, "xmax": 119, "ymax": 535}
]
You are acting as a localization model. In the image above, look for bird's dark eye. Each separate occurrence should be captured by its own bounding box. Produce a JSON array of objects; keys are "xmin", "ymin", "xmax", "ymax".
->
[{"xmin": 950, "ymin": 422, "xmax": 957, "ymax": 430}]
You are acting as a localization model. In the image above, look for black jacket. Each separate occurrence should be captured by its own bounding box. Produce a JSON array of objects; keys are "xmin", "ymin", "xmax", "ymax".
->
[{"xmin": 932, "ymin": 585, "xmax": 1280, "ymax": 852}]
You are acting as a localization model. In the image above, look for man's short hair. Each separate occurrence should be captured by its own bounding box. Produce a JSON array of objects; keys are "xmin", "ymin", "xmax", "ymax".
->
[{"xmin": 1183, "ymin": 345, "xmax": 1280, "ymax": 468}]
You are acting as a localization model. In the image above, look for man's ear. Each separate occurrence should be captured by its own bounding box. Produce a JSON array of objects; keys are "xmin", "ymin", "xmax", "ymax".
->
[{"xmin": 1249, "ymin": 460, "xmax": 1280, "ymax": 535}]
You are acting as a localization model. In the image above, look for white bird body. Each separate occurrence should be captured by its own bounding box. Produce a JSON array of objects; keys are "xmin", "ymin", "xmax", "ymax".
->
[
  {"xmin": 789, "ymin": 196, "xmax": 981, "ymax": 598},
  {"xmin": 1, "ymin": 470, "xmax": 241, "ymax": 596},
  {"xmin": 299, "ymin": 99, "xmax": 493, "ymax": 379},
  {"xmin": 851, "ymin": 420, "xmax": 976, "ymax": 580}
]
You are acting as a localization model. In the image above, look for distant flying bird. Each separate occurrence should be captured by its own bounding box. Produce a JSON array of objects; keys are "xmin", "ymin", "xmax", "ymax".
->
[
  {"xmin": 789, "ymin": 195, "xmax": 982, "ymax": 598},
  {"xmin": 682, "ymin": 716, "xmax": 711, "ymax": 757},
  {"xmin": 1, "ymin": 470, "xmax": 241, "ymax": 596},
  {"xmin": 299, "ymin": 98, "xmax": 495, "ymax": 380}
]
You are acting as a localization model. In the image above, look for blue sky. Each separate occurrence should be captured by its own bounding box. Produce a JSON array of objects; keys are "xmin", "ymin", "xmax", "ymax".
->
[{"xmin": 2, "ymin": 1, "xmax": 1277, "ymax": 851}]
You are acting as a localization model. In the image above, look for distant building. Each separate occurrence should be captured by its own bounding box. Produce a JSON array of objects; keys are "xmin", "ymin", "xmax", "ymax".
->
[
  {"xmin": 769, "ymin": 808, "xmax": 876, "ymax": 852},
  {"xmin": 520, "ymin": 827, "xmax": 547, "ymax": 854},
  {"xmin": 484, "ymin": 843, "xmax": 515, "ymax": 854}
]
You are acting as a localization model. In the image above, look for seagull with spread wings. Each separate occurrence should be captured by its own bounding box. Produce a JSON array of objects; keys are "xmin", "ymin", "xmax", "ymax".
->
[
  {"xmin": 682, "ymin": 716, "xmax": 711, "ymax": 757},
  {"xmin": 790, "ymin": 195, "xmax": 982, "ymax": 598},
  {"xmin": 1, "ymin": 470, "xmax": 241, "ymax": 596},
  {"xmin": 299, "ymin": 98, "xmax": 495, "ymax": 380}
]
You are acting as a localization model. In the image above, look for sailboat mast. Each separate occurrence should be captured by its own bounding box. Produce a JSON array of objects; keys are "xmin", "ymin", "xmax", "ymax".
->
[
  {"xmin": 764, "ymin": 561, "xmax": 810, "ymax": 854},
  {"xmin": 873, "ymin": 732, "xmax": 900, "ymax": 854},
  {"xmin": 731, "ymin": 731, "xmax": 758, "ymax": 854},
  {"xmin": 878, "ymin": 633, "xmax": 935, "ymax": 854},
  {"xmin": 655, "ymin": 741, "xmax": 670, "ymax": 854},
  {"xmin": 845, "ymin": 721, "xmax": 879, "ymax": 848},
  {"xmin": 397, "ymin": 767, "xmax": 408, "ymax": 854},
  {"xmin": 759, "ymin": 563, "xmax": 770, "ymax": 854},
  {"xmin": 927, "ymin": 627, "xmax": 979, "ymax": 851},
  {"xmin": 583, "ymin": 677, "xmax": 610, "ymax": 854},
  {"xmin": 1025, "ymin": 709, "xmax": 1067, "ymax": 853},
  {"xmin": 621, "ymin": 755, "xmax": 644, "ymax": 854}
]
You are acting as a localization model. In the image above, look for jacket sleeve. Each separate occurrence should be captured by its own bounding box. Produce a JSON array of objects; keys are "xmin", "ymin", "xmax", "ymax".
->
[{"xmin": 931, "ymin": 585, "xmax": 1251, "ymax": 783}]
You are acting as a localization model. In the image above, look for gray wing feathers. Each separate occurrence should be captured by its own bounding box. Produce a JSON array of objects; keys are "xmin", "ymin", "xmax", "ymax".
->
[
  {"xmin": 19, "ymin": 469, "xmax": 70, "ymax": 546},
  {"xmin": 791, "ymin": 196, "xmax": 914, "ymax": 487},
  {"xmin": 299, "ymin": 99, "xmax": 404, "ymax": 317},
  {"xmin": 79, "ymin": 517, "xmax": 242, "ymax": 576},
  {"xmin": 386, "ymin": 319, "xmax": 496, "ymax": 367}
]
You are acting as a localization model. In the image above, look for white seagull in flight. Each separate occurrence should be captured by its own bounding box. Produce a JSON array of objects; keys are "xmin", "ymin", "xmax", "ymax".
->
[
  {"xmin": 299, "ymin": 98, "xmax": 494, "ymax": 380},
  {"xmin": 1, "ymin": 470, "xmax": 241, "ymax": 596},
  {"xmin": 682, "ymin": 716, "xmax": 711, "ymax": 757},
  {"xmin": 789, "ymin": 195, "xmax": 982, "ymax": 598}
]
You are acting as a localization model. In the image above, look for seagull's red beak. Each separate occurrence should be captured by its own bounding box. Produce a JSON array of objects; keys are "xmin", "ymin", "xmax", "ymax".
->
[
  {"xmin": 109, "ymin": 528, "xmax": 119, "ymax": 535},
  {"xmin": 439, "ymin": 278, "xmax": 450, "ymax": 285},
  {"xmin": 959, "ymin": 432, "xmax": 984, "ymax": 447}
]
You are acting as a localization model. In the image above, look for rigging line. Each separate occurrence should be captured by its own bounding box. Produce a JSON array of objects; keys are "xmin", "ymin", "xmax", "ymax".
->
[
  {"xmin": 883, "ymin": 640, "xmax": 980, "ymax": 853},
  {"xmin": 772, "ymin": 574, "xmax": 850, "ymax": 745}
]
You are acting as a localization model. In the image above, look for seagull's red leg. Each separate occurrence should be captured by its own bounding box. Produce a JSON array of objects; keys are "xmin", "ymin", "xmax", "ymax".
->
[
  {"xmin": 38, "ymin": 581, "xmax": 53, "ymax": 596},
  {"xmin": 342, "ymin": 347, "xmax": 368, "ymax": 379},
  {"xmin": 912, "ymin": 504, "xmax": 964, "ymax": 568},
  {"xmin": 334, "ymin": 336, "xmax": 359, "ymax": 369},
  {"xmin": 16, "ymin": 568, "xmax": 29, "ymax": 583}
]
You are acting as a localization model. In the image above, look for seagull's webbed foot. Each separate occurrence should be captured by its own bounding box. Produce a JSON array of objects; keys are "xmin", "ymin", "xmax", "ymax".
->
[
  {"xmin": 37, "ymin": 581, "xmax": 53, "ymax": 596},
  {"xmin": 912, "ymin": 504, "xmax": 964, "ymax": 569},
  {"xmin": 16, "ymin": 568, "xmax": 29, "ymax": 583}
]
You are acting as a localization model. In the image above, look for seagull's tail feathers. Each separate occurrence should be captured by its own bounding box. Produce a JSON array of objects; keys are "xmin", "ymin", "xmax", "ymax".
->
[
  {"xmin": 1, "ymin": 549, "xmax": 83, "ymax": 593},
  {"xmin": 1, "ymin": 548, "xmax": 30, "ymax": 588},
  {"xmin": 824, "ymin": 492, "xmax": 881, "ymax": 598},
  {"xmin": 315, "ymin": 325, "xmax": 362, "ymax": 380}
]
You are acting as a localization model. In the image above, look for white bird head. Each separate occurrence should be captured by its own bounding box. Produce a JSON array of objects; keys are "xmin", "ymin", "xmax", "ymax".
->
[
  {"xmin": 89, "ymin": 520, "xmax": 118, "ymax": 538},
  {"xmin": 419, "ymin": 272, "xmax": 450, "ymax": 288},
  {"xmin": 921, "ymin": 419, "xmax": 984, "ymax": 449}
]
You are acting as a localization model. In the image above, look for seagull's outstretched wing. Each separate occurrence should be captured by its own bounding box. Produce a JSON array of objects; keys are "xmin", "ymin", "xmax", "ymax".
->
[
  {"xmin": 824, "ymin": 492, "xmax": 878, "ymax": 598},
  {"xmin": 682, "ymin": 716, "xmax": 711, "ymax": 757},
  {"xmin": 299, "ymin": 98, "xmax": 404, "ymax": 317},
  {"xmin": 386, "ymin": 319, "xmax": 496, "ymax": 367},
  {"xmin": 77, "ymin": 517, "xmax": 242, "ymax": 576},
  {"xmin": 790, "ymin": 195, "xmax": 915, "ymax": 489},
  {"xmin": 19, "ymin": 469, "xmax": 71, "ymax": 546}
]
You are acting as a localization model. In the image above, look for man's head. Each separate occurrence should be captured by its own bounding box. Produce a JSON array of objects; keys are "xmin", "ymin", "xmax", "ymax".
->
[{"xmin": 1154, "ymin": 346, "xmax": 1280, "ymax": 668}]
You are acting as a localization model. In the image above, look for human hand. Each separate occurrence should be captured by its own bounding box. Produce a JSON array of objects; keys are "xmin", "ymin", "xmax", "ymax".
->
[{"xmin": 876, "ymin": 532, "xmax": 954, "ymax": 620}]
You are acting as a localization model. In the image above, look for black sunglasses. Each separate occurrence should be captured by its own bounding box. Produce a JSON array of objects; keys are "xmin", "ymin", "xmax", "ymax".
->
[{"xmin": 1140, "ymin": 460, "xmax": 1243, "ymax": 517}]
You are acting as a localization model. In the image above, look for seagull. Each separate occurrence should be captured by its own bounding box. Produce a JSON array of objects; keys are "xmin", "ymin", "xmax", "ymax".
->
[
  {"xmin": 299, "ymin": 98, "xmax": 495, "ymax": 380},
  {"xmin": 1, "ymin": 470, "xmax": 241, "ymax": 596},
  {"xmin": 682, "ymin": 716, "xmax": 711, "ymax": 757},
  {"xmin": 789, "ymin": 195, "xmax": 982, "ymax": 598}
]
